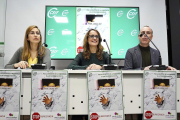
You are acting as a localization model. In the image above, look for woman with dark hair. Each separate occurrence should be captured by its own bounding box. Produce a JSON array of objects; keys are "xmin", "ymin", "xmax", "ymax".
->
[
  {"xmin": 68, "ymin": 29, "xmax": 112, "ymax": 70},
  {"xmin": 5, "ymin": 25, "xmax": 51, "ymax": 69}
]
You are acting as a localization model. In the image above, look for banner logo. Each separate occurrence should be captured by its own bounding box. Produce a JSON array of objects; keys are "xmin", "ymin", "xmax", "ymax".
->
[
  {"xmin": 57, "ymin": 113, "xmax": 61, "ymax": 116},
  {"xmin": 117, "ymin": 11, "xmax": 123, "ymax": 17},
  {"xmin": 117, "ymin": 29, "xmax": 124, "ymax": 36},
  {"xmin": 118, "ymin": 49, "xmax": 124, "ymax": 55},
  {"xmin": 77, "ymin": 8, "xmax": 81, "ymax": 12},
  {"xmin": 47, "ymin": 8, "xmax": 59, "ymax": 18},
  {"xmin": 48, "ymin": 29, "xmax": 54, "ymax": 35},
  {"xmin": 127, "ymin": 9, "xmax": 138, "ymax": 19},
  {"xmin": 49, "ymin": 46, "xmax": 58, "ymax": 57},
  {"xmin": 62, "ymin": 10, "xmax": 69, "ymax": 16},
  {"xmin": 131, "ymin": 29, "xmax": 138, "ymax": 36},
  {"xmin": 61, "ymin": 48, "xmax": 68, "ymax": 55}
]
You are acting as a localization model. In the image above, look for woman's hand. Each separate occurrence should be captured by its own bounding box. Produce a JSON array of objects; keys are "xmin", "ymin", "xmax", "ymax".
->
[
  {"xmin": 14, "ymin": 61, "xmax": 28, "ymax": 69},
  {"xmin": 86, "ymin": 64, "xmax": 102, "ymax": 70}
]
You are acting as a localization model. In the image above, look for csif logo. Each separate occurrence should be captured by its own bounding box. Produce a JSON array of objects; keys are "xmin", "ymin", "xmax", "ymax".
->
[
  {"xmin": 131, "ymin": 29, "xmax": 138, "ymax": 36},
  {"xmin": 61, "ymin": 48, "xmax": 68, "ymax": 55},
  {"xmin": 47, "ymin": 8, "xmax": 59, "ymax": 18},
  {"xmin": 47, "ymin": 29, "xmax": 54, "ymax": 35},
  {"xmin": 57, "ymin": 113, "xmax": 61, "ymax": 116},
  {"xmin": 118, "ymin": 49, "xmax": 124, "ymax": 55},
  {"xmin": 49, "ymin": 46, "xmax": 58, "ymax": 57},
  {"xmin": 62, "ymin": 10, "xmax": 69, "ymax": 16},
  {"xmin": 9, "ymin": 113, "xmax": 13, "ymax": 116},
  {"xmin": 117, "ymin": 11, "xmax": 123, "ymax": 17},
  {"xmin": 127, "ymin": 9, "xmax": 138, "ymax": 19},
  {"xmin": 117, "ymin": 29, "xmax": 124, "ymax": 36}
]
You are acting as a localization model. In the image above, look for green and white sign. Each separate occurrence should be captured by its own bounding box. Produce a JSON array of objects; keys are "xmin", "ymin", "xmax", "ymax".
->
[{"xmin": 45, "ymin": 6, "xmax": 140, "ymax": 59}]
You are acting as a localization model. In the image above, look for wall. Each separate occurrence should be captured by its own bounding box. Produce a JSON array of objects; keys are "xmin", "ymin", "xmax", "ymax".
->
[
  {"xmin": 3, "ymin": 0, "xmax": 168, "ymax": 69},
  {"xmin": 0, "ymin": 0, "xmax": 6, "ymax": 68}
]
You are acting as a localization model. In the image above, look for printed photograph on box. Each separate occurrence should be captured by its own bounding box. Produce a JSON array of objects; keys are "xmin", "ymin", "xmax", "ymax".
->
[
  {"xmin": 88, "ymin": 71, "xmax": 124, "ymax": 120},
  {"xmin": 143, "ymin": 71, "xmax": 177, "ymax": 120},
  {"xmin": 31, "ymin": 70, "xmax": 67, "ymax": 120},
  {"xmin": 0, "ymin": 70, "xmax": 21, "ymax": 120}
]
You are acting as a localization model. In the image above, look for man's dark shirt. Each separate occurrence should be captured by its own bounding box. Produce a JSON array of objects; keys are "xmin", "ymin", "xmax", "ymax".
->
[{"xmin": 139, "ymin": 44, "xmax": 151, "ymax": 69}]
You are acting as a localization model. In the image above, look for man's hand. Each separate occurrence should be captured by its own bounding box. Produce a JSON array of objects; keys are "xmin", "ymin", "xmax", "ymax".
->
[
  {"xmin": 144, "ymin": 65, "xmax": 151, "ymax": 70},
  {"xmin": 42, "ymin": 95, "xmax": 52, "ymax": 105},
  {"xmin": 100, "ymin": 95, "xmax": 109, "ymax": 105},
  {"xmin": 0, "ymin": 97, "xmax": 4, "ymax": 105},
  {"xmin": 166, "ymin": 66, "xmax": 176, "ymax": 70},
  {"xmin": 154, "ymin": 94, "xmax": 163, "ymax": 104}
]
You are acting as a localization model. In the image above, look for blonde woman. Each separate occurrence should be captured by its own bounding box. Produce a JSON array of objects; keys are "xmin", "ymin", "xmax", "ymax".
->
[
  {"xmin": 68, "ymin": 29, "xmax": 112, "ymax": 70},
  {"xmin": 5, "ymin": 25, "xmax": 51, "ymax": 69}
]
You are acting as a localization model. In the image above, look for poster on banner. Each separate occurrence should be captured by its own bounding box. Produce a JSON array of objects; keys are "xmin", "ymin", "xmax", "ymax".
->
[
  {"xmin": 143, "ymin": 71, "xmax": 177, "ymax": 120},
  {"xmin": 76, "ymin": 7, "xmax": 110, "ymax": 54},
  {"xmin": 0, "ymin": 70, "xmax": 21, "ymax": 120},
  {"xmin": 87, "ymin": 71, "xmax": 124, "ymax": 120},
  {"xmin": 31, "ymin": 70, "xmax": 68, "ymax": 120}
]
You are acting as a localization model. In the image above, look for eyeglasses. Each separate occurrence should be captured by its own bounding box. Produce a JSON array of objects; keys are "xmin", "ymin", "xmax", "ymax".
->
[
  {"xmin": 140, "ymin": 31, "xmax": 152, "ymax": 35},
  {"xmin": 29, "ymin": 32, "xmax": 40, "ymax": 35},
  {"xmin": 88, "ymin": 35, "xmax": 99, "ymax": 39}
]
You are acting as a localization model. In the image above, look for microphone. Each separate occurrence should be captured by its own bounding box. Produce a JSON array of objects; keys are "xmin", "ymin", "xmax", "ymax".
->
[
  {"xmin": 139, "ymin": 33, "xmax": 162, "ymax": 65},
  {"xmin": 37, "ymin": 43, "xmax": 48, "ymax": 64},
  {"xmin": 103, "ymin": 39, "xmax": 112, "ymax": 64},
  {"xmin": 102, "ymin": 39, "xmax": 118, "ymax": 70}
]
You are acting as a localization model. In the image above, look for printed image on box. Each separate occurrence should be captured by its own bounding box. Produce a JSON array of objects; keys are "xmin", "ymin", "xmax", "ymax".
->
[
  {"xmin": 31, "ymin": 71, "xmax": 67, "ymax": 112},
  {"xmin": 144, "ymin": 72, "xmax": 176, "ymax": 110},
  {"xmin": 88, "ymin": 72, "xmax": 123, "ymax": 112},
  {"xmin": 94, "ymin": 79, "xmax": 115, "ymax": 90},
  {"xmin": 0, "ymin": 74, "xmax": 20, "ymax": 112},
  {"xmin": 150, "ymin": 79, "xmax": 169, "ymax": 89},
  {"xmin": 38, "ymin": 79, "xmax": 60, "ymax": 90},
  {"xmin": 85, "ymin": 14, "xmax": 103, "ymax": 25},
  {"xmin": 0, "ymin": 78, "xmax": 13, "ymax": 88}
]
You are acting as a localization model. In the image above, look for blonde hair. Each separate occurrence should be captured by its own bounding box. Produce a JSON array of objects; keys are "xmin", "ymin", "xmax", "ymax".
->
[
  {"xmin": 21, "ymin": 25, "xmax": 45, "ymax": 61},
  {"xmin": 83, "ymin": 29, "xmax": 104, "ymax": 60}
]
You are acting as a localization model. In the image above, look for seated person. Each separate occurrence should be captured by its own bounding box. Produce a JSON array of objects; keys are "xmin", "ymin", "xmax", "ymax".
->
[
  {"xmin": 124, "ymin": 25, "xmax": 175, "ymax": 120},
  {"xmin": 5, "ymin": 25, "xmax": 51, "ymax": 69},
  {"xmin": 68, "ymin": 29, "xmax": 113, "ymax": 70},
  {"xmin": 124, "ymin": 25, "xmax": 176, "ymax": 70}
]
